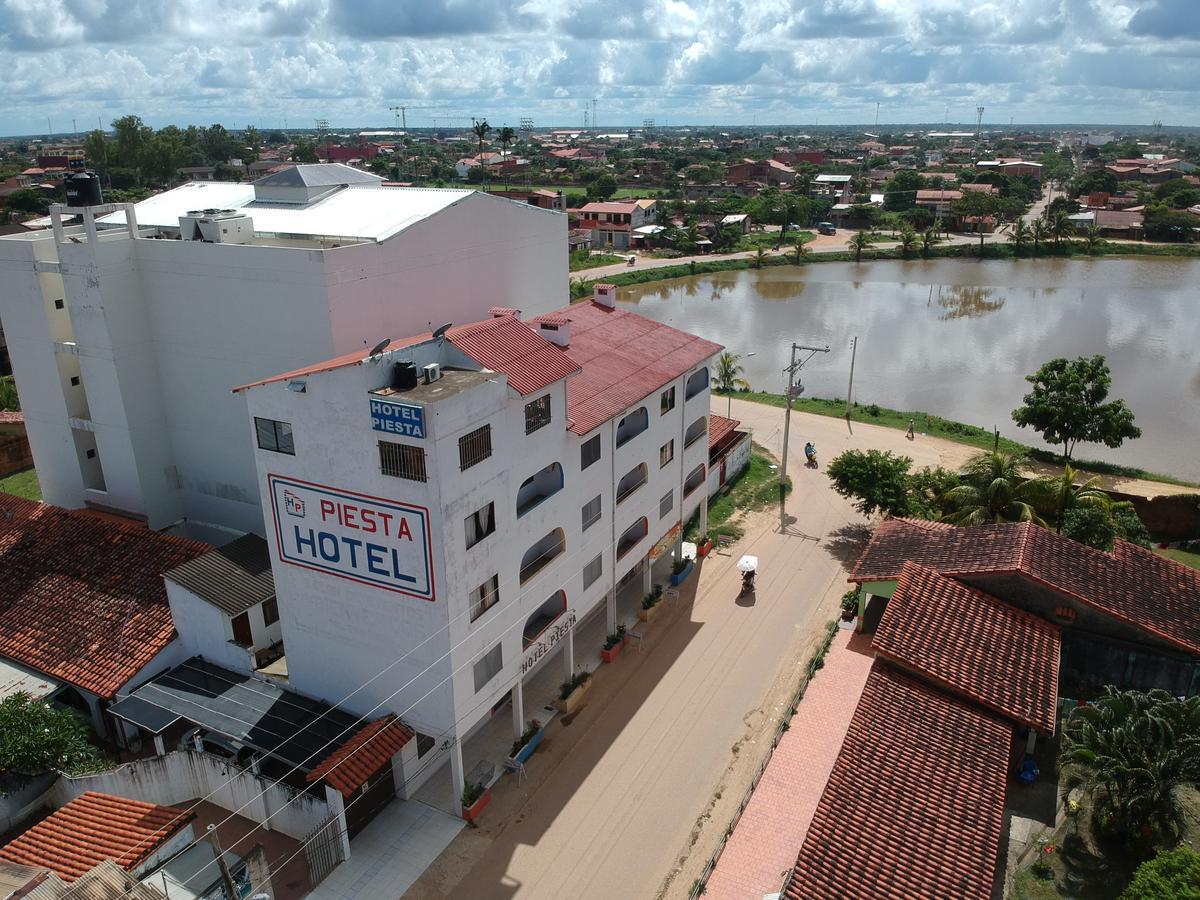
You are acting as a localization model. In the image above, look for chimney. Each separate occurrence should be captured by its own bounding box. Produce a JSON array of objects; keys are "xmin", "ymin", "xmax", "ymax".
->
[
  {"xmin": 537, "ymin": 314, "xmax": 571, "ymax": 348},
  {"xmin": 593, "ymin": 283, "xmax": 616, "ymax": 309},
  {"xmin": 489, "ymin": 306, "xmax": 521, "ymax": 320}
]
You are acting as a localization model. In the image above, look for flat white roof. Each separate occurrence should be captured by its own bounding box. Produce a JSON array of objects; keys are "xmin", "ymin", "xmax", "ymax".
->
[
  {"xmin": 815, "ymin": 174, "xmax": 852, "ymax": 183},
  {"xmin": 0, "ymin": 655, "xmax": 60, "ymax": 701},
  {"xmin": 99, "ymin": 181, "xmax": 477, "ymax": 243}
]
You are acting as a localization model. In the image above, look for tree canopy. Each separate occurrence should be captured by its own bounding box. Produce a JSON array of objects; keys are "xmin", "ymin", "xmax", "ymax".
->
[
  {"xmin": 826, "ymin": 449, "xmax": 915, "ymax": 518},
  {"xmin": 0, "ymin": 692, "xmax": 106, "ymax": 776},
  {"xmin": 882, "ymin": 170, "xmax": 924, "ymax": 211},
  {"xmin": 1012, "ymin": 355, "xmax": 1141, "ymax": 462},
  {"xmin": 1119, "ymin": 848, "xmax": 1200, "ymax": 900}
]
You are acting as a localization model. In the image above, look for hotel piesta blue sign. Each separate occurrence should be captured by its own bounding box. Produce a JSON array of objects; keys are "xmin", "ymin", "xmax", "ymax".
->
[
  {"xmin": 370, "ymin": 398, "xmax": 426, "ymax": 438},
  {"xmin": 269, "ymin": 475, "xmax": 435, "ymax": 601}
]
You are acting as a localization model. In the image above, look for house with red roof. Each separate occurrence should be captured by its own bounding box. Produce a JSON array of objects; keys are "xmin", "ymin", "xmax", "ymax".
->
[
  {"xmin": 576, "ymin": 199, "xmax": 657, "ymax": 250},
  {"xmin": 233, "ymin": 284, "xmax": 721, "ymax": 810}
]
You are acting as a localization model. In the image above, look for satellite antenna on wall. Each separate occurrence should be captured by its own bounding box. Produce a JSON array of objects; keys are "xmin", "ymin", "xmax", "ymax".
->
[
  {"xmin": 368, "ymin": 338, "xmax": 390, "ymax": 357},
  {"xmin": 432, "ymin": 323, "xmax": 452, "ymax": 340}
]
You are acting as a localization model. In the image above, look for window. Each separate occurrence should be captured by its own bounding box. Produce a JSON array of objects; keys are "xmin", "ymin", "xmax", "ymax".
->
[
  {"xmin": 54, "ymin": 298, "xmax": 65, "ymax": 310},
  {"xmin": 85, "ymin": 449, "xmax": 96, "ymax": 459},
  {"xmin": 379, "ymin": 440, "xmax": 426, "ymax": 481},
  {"xmin": 659, "ymin": 439, "xmax": 674, "ymax": 468},
  {"xmin": 616, "ymin": 407, "xmax": 648, "ymax": 447},
  {"xmin": 659, "ymin": 489, "xmax": 674, "ymax": 519},
  {"xmin": 581, "ymin": 434, "xmax": 601, "ymax": 470},
  {"xmin": 469, "ymin": 574, "xmax": 500, "ymax": 622},
  {"xmin": 231, "ymin": 612, "xmax": 252, "ymax": 646},
  {"xmin": 525, "ymin": 395, "xmax": 552, "ymax": 434},
  {"xmin": 458, "ymin": 424, "xmax": 492, "ymax": 470},
  {"xmin": 261, "ymin": 597, "xmax": 279, "ymax": 626},
  {"xmin": 583, "ymin": 554, "xmax": 603, "ymax": 589},
  {"xmin": 660, "ymin": 386, "xmax": 676, "ymax": 415},
  {"xmin": 473, "ymin": 643, "xmax": 503, "ymax": 692},
  {"xmin": 582, "ymin": 495, "xmax": 602, "ymax": 531},
  {"xmin": 416, "ymin": 732, "xmax": 435, "ymax": 758},
  {"xmin": 255, "ymin": 417, "xmax": 295, "ymax": 455},
  {"xmin": 465, "ymin": 502, "xmax": 496, "ymax": 550},
  {"xmin": 70, "ymin": 376, "xmax": 80, "ymax": 386}
]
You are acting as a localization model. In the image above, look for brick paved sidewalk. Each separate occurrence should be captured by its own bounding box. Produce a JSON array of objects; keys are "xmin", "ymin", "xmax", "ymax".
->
[{"xmin": 702, "ymin": 627, "xmax": 875, "ymax": 899}]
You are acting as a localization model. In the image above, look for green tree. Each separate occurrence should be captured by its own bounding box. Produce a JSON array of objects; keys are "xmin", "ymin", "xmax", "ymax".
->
[
  {"xmin": 1060, "ymin": 688, "xmax": 1200, "ymax": 845},
  {"xmin": 753, "ymin": 246, "xmax": 767, "ymax": 268},
  {"xmin": 792, "ymin": 238, "xmax": 808, "ymax": 265},
  {"xmin": 1030, "ymin": 218, "xmax": 1048, "ymax": 257},
  {"xmin": 1061, "ymin": 505, "xmax": 1118, "ymax": 550},
  {"xmin": 1039, "ymin": 462, "xmax": 1109, "ymax": 532},
  {"xmin": 1084, "ymin": 223, "xmax": 1103, "ymax": 255},
  {"xmin": 143, "ymin": 126, "xmax": 187, "ymax": 185},
  {"xmin": 292, "ymin": 138, "xmax": 318, "ymax": 163},
  {"xmin": 827, "ymin": 449, "xmax": 915, "ymax": 518},
  {"xmin": 882, "ymin": 170, "xmax": 924, "ymax": 211},
  {"xmin": 1049, "ymin": 208, "xmax": 1074, "ymax": 246},
  {"xmin": 0, "ymin": 692, "xmax": 105, "ymax": 775},
  {"xmin": 471, "ymin": 117, "xmax": 491, "ymax": 184},
  {"xmin": 587, "ymin": 173, "xmax": 618, "ymax": 201},
  {"xmin": 1120, "ymin": 848, "xmax": 1200, "ymax": 900},
  {"xmin": 1012, "ymin": 355, "xmax": 1141, "ymax": 463},
  {"xmin": 111, "ymin": 114, "xmax": 152, "ymax": 179},
  {"xmin": 952, "ymin": 190, "xmax": 1000, "ymax": 252},
  {"xmin": 1112, "ymin": 502, "xmax": 1152, "ymax": 548},
  {"xmin": 202, "ymin": 124, "xmax": 236, "ymax": 163},
  {"xmin": 940, "ymin": 451, "xmax": 1049, "ymax": 525},
  {"xmin": 713, "ymin": 351, "xmax": 750, "ymax": 417},
  {"xmin": 496, "ymin": 125, "xmax": 516, "ymax": 189},
  {"xmin": 1143, "ymin": 204, "xmax": 1199, "ymax": 242},
  {"xmin": 848, "ymin": 230, "xmax": 871, "ymax": 262},
  {"xmin": 83, "ymin": 129, "xmax": 110, "ymax": 172},
  {"xmin": 920, "ymin": 227, "xmax": 938, "ymax": 258},
  {"xmin": 1006, "ymin": 218, "xmax": 1030, "ymax": 254},
  {"xmin": 0, "ymin": 375, "xmax": 20, "ymax": 411},
  {"xmin": 907, "ymin": 466, "xmax": 961, "ymax": 520},
  {"xmin": 899, "ymin": 206, "xmax": 934, "ymax": 232},
  {"xmin": 4, "ymin": 189, "xmax": 50, "ymax": 215},
  {"xmin": 896, "ymin": 226, "xmax": 919, "ymax": 259}
]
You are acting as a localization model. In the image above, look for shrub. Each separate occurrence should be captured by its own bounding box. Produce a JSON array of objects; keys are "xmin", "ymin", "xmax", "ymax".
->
[
  {"xmin": 559, "ymin": 671, "xmax": 590, "ymax": 700},
  {"xmin": 1119, "ymin": 848, "xmax": 1200, "ymax": 899},
  {"xmin": 840, "ymin": 588, "xmax": 859, "ymax": 617},
  {"xmin": 510, "ymin": 719, "xmax": 542, "ymax": 757},
  {"xmin": 865, "ymin": 403, "xmax": 881, "ymax": 417},
  {"xmin": 0, "ymin": 692, "xmax": 106, "ymax": 775},
  {"xmin": 463, "ymin": 782, "xmax": 485, "ymax": 807}
]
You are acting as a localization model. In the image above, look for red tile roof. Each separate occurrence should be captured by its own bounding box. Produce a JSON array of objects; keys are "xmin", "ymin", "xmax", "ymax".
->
[
  {"xmin": 233, "ymin": 333, "xmax": 431, "ymax": 392},
  {"xmin": 874, "ymin": 562, "xmax": 1061, "ymax": 733},
  {"xmin": 531, "ymin": 301, "xmax": 722, "ymax": 435},
  {"xmin": 708, "ymin": 415, "xmax": 740, "ymax": 450},
  {"xmin": 0, "ymin": 410, "xmax": 23, "ymax": 425},
  {"xmin": 0, "ymin": 496, "xmax": 208, "ymax": 698},
  {"xmin": 0, "ymin": 792, "xmax": 194, "ymax": 881},
  {"xmin": 578, "ymin": 201, "xmax": 637, "ymax": 214},
  {"xmin": 851, "ymin": 519, "xmax": 1200, "ymax": 655},
  {"xmin": 785, "ymin": 664, "xmax": 1011, "ymax": 900},
  {"xmin": 448, "ymin": 315, "xmax": 581, "ymax": 396},
  {"xmin": 306, "ymin": 714, "xmax": 414, "ymax": 797}
]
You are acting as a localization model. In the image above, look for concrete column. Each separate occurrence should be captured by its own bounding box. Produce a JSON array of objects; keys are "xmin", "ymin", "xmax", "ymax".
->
[
  {"xmin": 512, "ymin": 682, "xmax": 525, "ymax": 742},
  {"xmin": 700, "ymin": 491, "xmax": 709, "ymax": 538},
  {"xmin": 642, "ymin": 558, "xmax": 652, "ymax": 594},
  {"xmin": 153, "ymin": 734, "xmax": 166, "ymax": 757},
  {"xmin": 563, "ymin": 626, "xmax": 575, "ymax": 678},
  {"xmin": 606, "ymin": 588, "xmax": 617, "ymax": 634},
  {"xmin": 450, "ymin": 737, "xmax": 466, "ymax": 812},
  {"xmin": 324, "ymin": 785, "xmax": 353, "ymax": 861}
]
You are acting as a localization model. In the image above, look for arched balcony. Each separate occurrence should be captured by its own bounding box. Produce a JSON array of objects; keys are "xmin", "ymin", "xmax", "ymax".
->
[
  {"xmin": 684, "ymin": 463, "xmax": 706, "ymax": 497},
  {"xmin": 616, "ymin": 463, "xmax": 648, "ymax": 504},
  {"xmin": 685, "ymin": 367, "xmax": 710, "ymax": 401},
  {"xmin": 520, "ymin": 528, "xmax": 566, "ymax": 584},
  {"xmin": 523, "ymin": 590, "xmax": 568, "ymax": 649},
  {"xmin": 617, "ymin": 517, "xmax": 648, "ymax": 559},
  {"xmin": 684, "ymin": 416, "xmax": 707, "ymax": 448},
  {"xmin": 516, "ymin": 461, "xmax": 564, "ymax": 517},
  {"xmin": 615, "ymin": 407, "xmax": 649, "ymax": 448}
]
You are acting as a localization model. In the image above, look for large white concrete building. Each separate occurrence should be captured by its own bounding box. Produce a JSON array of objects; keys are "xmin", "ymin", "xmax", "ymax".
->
[
  {"xmin": 0, "ymin": 164, "xmax": 565, "ymax": 537},
  {"xmin": 236, "ymin": 284, "xmax": 721, "ymax": 802}
]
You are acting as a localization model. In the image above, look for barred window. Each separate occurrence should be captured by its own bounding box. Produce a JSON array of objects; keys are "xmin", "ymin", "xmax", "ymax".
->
[
  {"xmin": 459, "ymin": 424, "xmax": 492, "ymax": 470},
  {"xmin": 255, "ymin": 417, "xmax": 294, "ymax": 455},
  {"xmin": 469, "ymin": 574, "xmax": 500, "ymax": 623},
  {"xmin": 379, "ymin": 440, "xmax": 426, "ymax": 481},
  {"xmin": 525, "ymin": 395, "xmax": 552, "ymax": 434},
  {"xmin": 583, "ymin": 554, "xmax": 603, "ymax": 589}
]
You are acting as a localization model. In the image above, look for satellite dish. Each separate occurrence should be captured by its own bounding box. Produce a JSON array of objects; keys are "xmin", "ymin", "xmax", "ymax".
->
[
  {"xmin": 432, "ymin": 323, "xmax": 453, "ymax": 340},
  {"xmin": 368, "ymin": 338, "xmax": 390, "ymax": 357}
]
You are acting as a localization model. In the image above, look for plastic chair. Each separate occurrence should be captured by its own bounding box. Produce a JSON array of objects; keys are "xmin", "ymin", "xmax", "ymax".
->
[{"xmin": 503, "ymin": 756, "xmax": 527, "ymax": 784}]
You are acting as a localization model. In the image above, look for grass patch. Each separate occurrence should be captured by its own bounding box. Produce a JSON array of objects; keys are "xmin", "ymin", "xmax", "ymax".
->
[
  {"xmin": 684, "ymin": 445, "xmax": 791, "ymax": 542},
  {"xmin": 1157, "ymin": 547, "xmax": 1200, "ymax": 570},
  {"xmin": 0, "ymin": 468, "xmax": 41, "ymax": 500},
  {"xmin": 715, "ymin": 392, "xmax": 1197, "ymax": 488},
  {"xmin": 569, "ymin": 251, "xmax": 626, "ymax": 272}
]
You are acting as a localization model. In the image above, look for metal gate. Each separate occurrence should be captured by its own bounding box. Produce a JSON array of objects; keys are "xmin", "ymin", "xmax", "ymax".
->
[{"xmin": 303, "ymin": 813, "xmax": 346, "ymax": 887}]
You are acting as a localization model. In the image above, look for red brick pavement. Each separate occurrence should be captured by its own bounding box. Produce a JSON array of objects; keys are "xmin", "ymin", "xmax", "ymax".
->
[{"xmin": 702, "ymin": 628, "xmax": 875, "ymax": 900}]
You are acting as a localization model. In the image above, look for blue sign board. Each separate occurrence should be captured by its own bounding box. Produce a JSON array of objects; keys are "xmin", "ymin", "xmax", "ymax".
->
[
  {"xmin": 370, "ymin": 398, "xmax": 426, "ymax": 438},
  {"xmin": 269, "ymin": 475, "xmax": 435, "ymax": 601}
]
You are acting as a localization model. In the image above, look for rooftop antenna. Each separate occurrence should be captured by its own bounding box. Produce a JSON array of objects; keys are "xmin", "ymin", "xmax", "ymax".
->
[
  {"xmin": 432, "ymin": 322, "xmax": 452, "ymax": 341},
  {"xmin": 874, "ymin": 102, "xmax": 879, "ymax": 128},
  {"xmin": 975, "ymin": 106, "xmax": 984, "ymax": 139},
  {"xmin": 368, "ymin": 338, "xmax": 391, "ymax": 357}
]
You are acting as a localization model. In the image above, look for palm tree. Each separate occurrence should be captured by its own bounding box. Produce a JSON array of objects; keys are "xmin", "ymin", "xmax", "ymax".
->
[
  {"xmin": 792, "ymin": 238, "xmax": 808, "ymax": 265},
  {"xmin": 753, "ymin": 246, "xmax": 767, "ymax": 268},
  {"xmin": 471, "ymin": 118, "xmax": 491, "ymax": 186},
  {"xmin": 1049, "ymin": 208, "xmax": 1073, "ymax": 247},
  {"xmin": 940, "ymin": 450, "xmax": 1050, "ymax": 526},
  {"xmin": 898, "ymin": 226, "xmax": 919, "ymax": 259},
  {"xmin": 1084, "ymin": 223, "xmax": 1103, "ymax": 255},
  {"xmin": 714, "ymin": 351, "xmax": 751, "ymax": 417},
  {"xmin": 1037, "ymin": 462, "xmax": 1110, "ymax": 532},
  {"xmin": 1030, "ymin": 218, "xmax": 1047, "ymax": 257},
  {"xmin": 1007, "ymin": 219, "xmax": 1030, "ymax": 255},
  {"xmin": 920, "ymin": 227, "xmax": 938, "ymax": 258},
  {"xmin": 849, "ymin": 230, "xmax": 871, "ymax": 262},
  {"xmin": 1060, "ymin": 688, "xmax": 1200, "ymax": 842},
  {"xmin": 496, "ymin": 125, "xmax": 516, "ymax": 190}
]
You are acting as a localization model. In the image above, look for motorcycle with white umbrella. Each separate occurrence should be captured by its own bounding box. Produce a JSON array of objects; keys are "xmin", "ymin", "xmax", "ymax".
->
[{"xmin": 737, "ymin": 555, "xmax": 758, "ymax": 595}]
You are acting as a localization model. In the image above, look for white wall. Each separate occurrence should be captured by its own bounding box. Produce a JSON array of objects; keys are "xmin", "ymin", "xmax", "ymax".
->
[
  {"xmin": 50, "ymin": 750, "xmax": 329, "ymax": 840},
  {"xmin": 708, "ymin": 432, "xmax": 752, "ymax": 498},
  {"xmin": 164, "ymin": 582, "xmax": 254, "ymax": 674}
]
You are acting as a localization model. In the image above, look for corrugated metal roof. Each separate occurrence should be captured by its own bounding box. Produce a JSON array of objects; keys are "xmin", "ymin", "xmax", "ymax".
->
[
  {"xmin": 253, "ymin": 163, "xmax": 383, "ymax": 188},
  {"xmin": 163, "ymin": 534, "xmax": 274, "ymax": 616},
  {"xmin": 99, "ymin": 182, "xmax": 476, "ymax": 243}
]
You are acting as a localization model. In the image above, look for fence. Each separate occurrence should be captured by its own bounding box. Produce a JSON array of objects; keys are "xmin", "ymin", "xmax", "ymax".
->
[
  {"xmin": 50, "ymin": 750, "xmax": 330, "ymax": 841},
  {"xmin": 689, "ymin": 619, "xmax": 839, "ymax": 899},
  {"xmin": 304, "ymin": 812, "xmax": 347, "ymax": 886}
]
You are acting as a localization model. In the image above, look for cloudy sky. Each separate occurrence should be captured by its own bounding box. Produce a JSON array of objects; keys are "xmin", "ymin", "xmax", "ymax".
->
[{"xmin": 2, "ymin": 0, "xmax": 1197, "ymax": 136}]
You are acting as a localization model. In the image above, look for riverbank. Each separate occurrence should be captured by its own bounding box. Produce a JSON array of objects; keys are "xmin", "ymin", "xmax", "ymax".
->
[
  {"xmin": 571, "ymin": 239, "xmax": 1200, "ymax": 297},
  {"xmin": 717, "ymin": 391, "xmax": 1199, "ymax": 494}
]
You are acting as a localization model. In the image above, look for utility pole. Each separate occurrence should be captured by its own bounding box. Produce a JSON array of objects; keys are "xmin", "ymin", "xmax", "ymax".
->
[
  {"xmin": 205, "ymin": 825, "xmax": 239, "ymax": 900},
  {"xmin": 779, "ymin": 343, "xmax": 830, "ymax": 518},
  {"xmin": 845, "ymin": 336, "xmax": 858, "ymax": 417}
]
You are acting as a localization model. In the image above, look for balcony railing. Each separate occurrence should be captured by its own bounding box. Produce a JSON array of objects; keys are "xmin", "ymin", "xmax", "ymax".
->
[
  {"xmin": 617, "ymin": 518, "xmax": 648, "ymax": 559},
  {"xmin": 520, "ymin": 530, "xmax": 566, "ymax": 584},
  {"xmin": 685, "ymin": 367, "xmax": 710, "ymax": 401},
  {"xmin": 616, "ymin": 465, "xmax": 647, "ymax": 504},
  {"xmin": 615, "ymin": 408, "xmax": 648, "ymax": 448},
  {"xmin": 683, "ymin": 464, "xmax": 706, "ymax": 497},
  {"xmin": 516, "ymin": 462, "xmax": 564, "ymax": 517},
  {"xmin": 684, "ymin": 416, "xmax": 707, "ymax": 448}
]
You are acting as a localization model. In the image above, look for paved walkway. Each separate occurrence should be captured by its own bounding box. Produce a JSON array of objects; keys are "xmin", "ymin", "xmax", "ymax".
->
[{"xmin": 702, "ymin": 628, "xmax": 876, "ymax": 899}]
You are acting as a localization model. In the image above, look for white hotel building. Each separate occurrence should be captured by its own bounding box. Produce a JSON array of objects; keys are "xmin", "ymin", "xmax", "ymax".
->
[
  {"xmin": 0, "ymin": 164, "xmax": 564, "ymax": 538},
  {"xmin": 235, "ymin": 284, "xmax": 721, "ymax": 804}
]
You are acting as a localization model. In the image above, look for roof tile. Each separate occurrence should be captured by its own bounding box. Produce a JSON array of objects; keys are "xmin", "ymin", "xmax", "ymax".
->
[
  {"xmin": 708, "ymin": 415, "xmax": 741, "ymax": 450},
  {"xmin": 306, "ymin": 714, "xmax": 414, "ymax": 797}
]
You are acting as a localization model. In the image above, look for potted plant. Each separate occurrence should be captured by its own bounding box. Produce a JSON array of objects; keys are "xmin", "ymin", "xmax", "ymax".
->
[
  {"xmin": 695, "ymin": 534, "xmax": 714, "ymax": 558},
  {"xmin": 669, "ymin": 556, "xmax": 694, "ymax": 587},
  {"xmin": 557, "ymin": 671, "xmax": 592, "ymax": 714},
  {"xmin": 461, "ymin": 781, "xmax": 492, "ymax": 821},
  {"xmin": 510, "ymin": 718, "xmax": 544, "ymax": 764},
  {"xmin": 601, "ymin": 625, "xmax": 627, "ymax": 663},
  {"xmin": 638, "ymin": 584, "xmax": 665, "ymax": 622}
]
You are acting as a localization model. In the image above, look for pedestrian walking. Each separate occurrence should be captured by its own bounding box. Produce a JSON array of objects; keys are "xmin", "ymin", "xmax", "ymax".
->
[{"xmin": 906, "ymin": 419, "xmax": 915, "ymax": 441}]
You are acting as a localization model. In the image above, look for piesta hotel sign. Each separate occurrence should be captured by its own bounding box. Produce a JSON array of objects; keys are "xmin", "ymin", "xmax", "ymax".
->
[
  {"xmin": 370, "ymin": 397, "xmax": 426, "ymax": 438},
  {"xmin": 269, "ymin": 475, "xmax": 435, "ymax": 601}
]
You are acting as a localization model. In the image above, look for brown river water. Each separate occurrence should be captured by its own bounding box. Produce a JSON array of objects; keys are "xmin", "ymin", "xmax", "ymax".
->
[{"xmin": 617, "ymin": 256, "xmax": 1200, "ymax": 482}]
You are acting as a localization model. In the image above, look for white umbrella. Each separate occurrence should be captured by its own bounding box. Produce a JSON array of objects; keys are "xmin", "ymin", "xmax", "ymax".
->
[{"xmin": 737, "ymin": 555, "xmax": 758, "ymax": 573}]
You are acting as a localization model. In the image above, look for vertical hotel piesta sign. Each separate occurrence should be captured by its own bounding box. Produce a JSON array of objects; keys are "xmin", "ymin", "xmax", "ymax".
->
[{"xmin": 268, "ymin": 475, "xmax": 435, "ymax": 601}]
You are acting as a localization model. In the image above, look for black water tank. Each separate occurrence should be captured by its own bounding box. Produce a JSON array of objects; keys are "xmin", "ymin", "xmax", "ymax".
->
[
  {"xmin": 65, "ymin": 172, "xmax": 103, "ymax": 207},
  {"xmin": 392, "ymin": 362, "xmax": 419, "ymax": 390}
]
